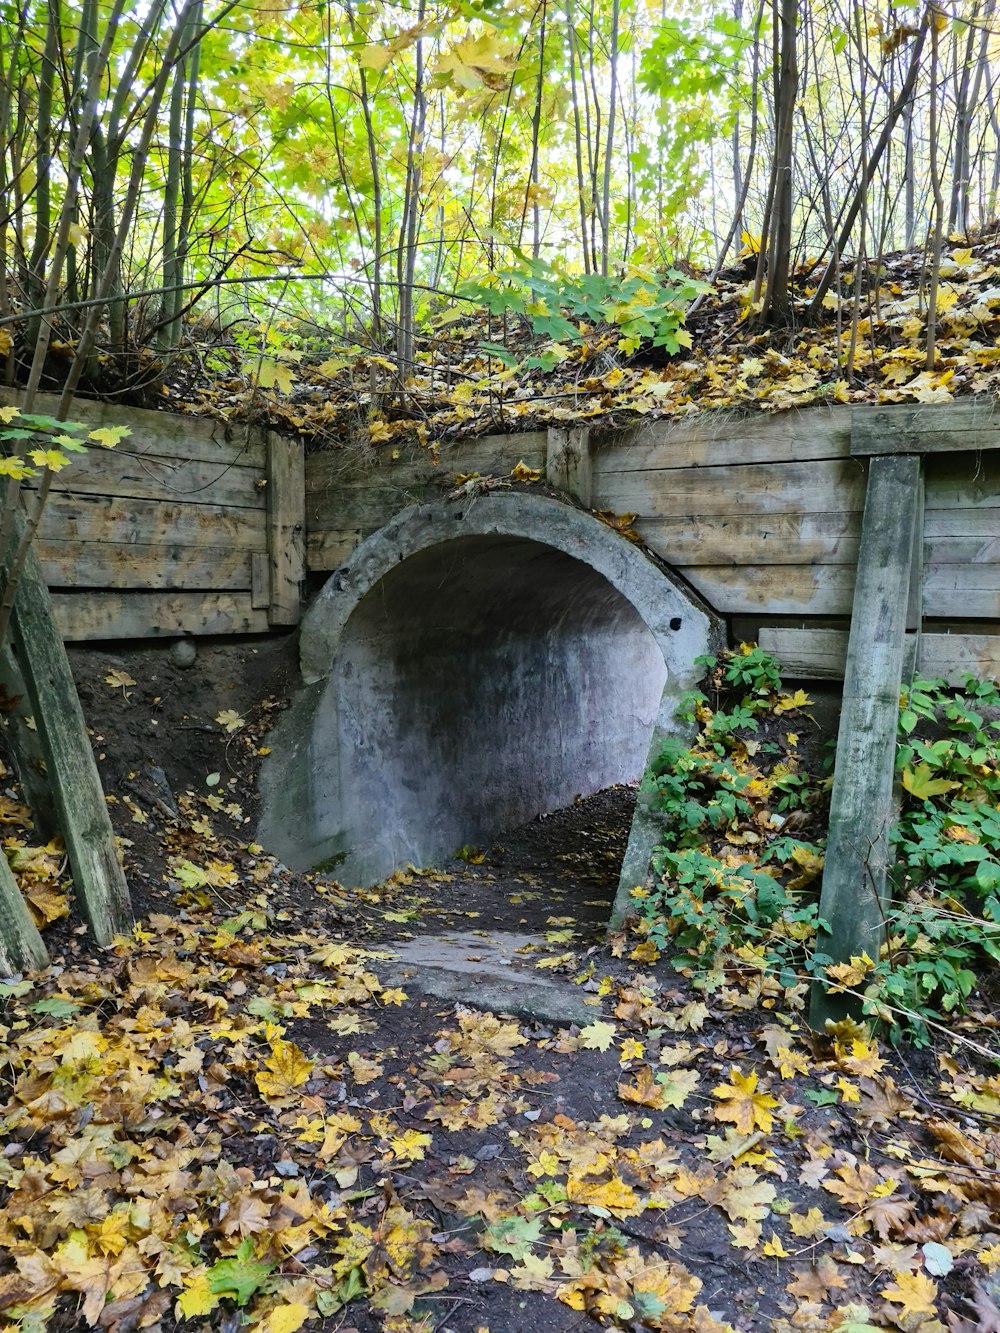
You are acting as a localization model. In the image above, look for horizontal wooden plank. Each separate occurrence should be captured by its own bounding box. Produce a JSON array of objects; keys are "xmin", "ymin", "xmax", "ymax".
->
[
  {"xmin": 760, "ymin": 626, "xmax": 1000, "ymax": 685},
  {"xmin": 51, "ymin": 591, "xmax": 271, "ymax": 641},
  {"xmin": 28, "ymin": 447, "xmax": 265, "ymax": 510},
  {"xmin": 920, "ymin": 633, "xmax": 1000, "ymax": 681},
  {"xmin": 636, "ymin": 512, "xmax": 861, "ymax": 566},
  {"xmin": 758, "ymin": 627, "xmax": 851, "ymax": 678},
  {"xmin": 683, "ymin": 562, "xmax": 1000, "ymax": 618},
  {"xmin": 680, "ymin": 564, "xmax": 857, "ymax": 615},
  {"xmin": 0, "ymin": 388, "xmax": 267, "ymax": 467},
  {"xmin": 306, "ymin": 431, "xmax": 547, "ymax": 494},
  {"xmin": 39, "ymin": 491, "xmax": 265, "ymax": 550},
  {"xmin": 638, "ymin": 512, "xmax": 994, "ymax": 566},
  {"xmin": 852, "ymin": 401, "xmax": 1000, "ymax": 455},
  {"xmin": 923, "ymin": 566, "xmax": 1000, "ymax": 618},
  {"xmin": 307, "ymin": 529, "xmax": 364, "ymax": 571},
  {"xmin": 38, "ymin": 540, "xmax": 255, "ymax": 591},
  {"xmin": 591, "ymin": 457, "xmax": 867, "ymax": 519},
  {"xmin": 592, "ymin": 406, "xmax": 853, "ymax": 473}
]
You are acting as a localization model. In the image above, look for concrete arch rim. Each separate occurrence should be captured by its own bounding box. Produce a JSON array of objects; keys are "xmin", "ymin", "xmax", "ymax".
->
[{"xmin": 300, "ymin": 490, "xmax": 718, "ymax": 687}]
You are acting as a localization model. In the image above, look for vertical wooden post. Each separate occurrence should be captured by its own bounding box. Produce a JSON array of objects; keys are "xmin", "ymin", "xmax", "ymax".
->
[
  {"xmin": 266, "ymin": 431, "xmax": 306, "ymax": 626},
  {"xmin": 9, "ymin": 520, "xmax": 133, "ymax": 945},
  {"xmin": 546, "ymin": 427, "xmax": 592, "ymax": 507},
  {"xmin": 810, "ymin": 454, "xmax": 923, "ymax": 1029}
]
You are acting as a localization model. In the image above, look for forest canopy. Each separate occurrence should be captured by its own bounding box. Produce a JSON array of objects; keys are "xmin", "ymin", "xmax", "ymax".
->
[{"xmin": 1, "ymin": 0, "xmax": 998, "ymax": 428}]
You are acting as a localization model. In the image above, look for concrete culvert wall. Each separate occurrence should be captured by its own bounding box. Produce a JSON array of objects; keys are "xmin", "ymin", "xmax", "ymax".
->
[{"xmin": 258, "ymin": 493, "xmax": 723, "ymax": 909}]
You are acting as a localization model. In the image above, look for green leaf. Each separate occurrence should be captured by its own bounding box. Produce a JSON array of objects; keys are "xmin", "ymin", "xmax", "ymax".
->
[
  {"xmin": 484, "ymin": 1214, "xmax": 543, "ymax": 1260},
  {"xmin": 31, "ymin": 997, "xmax": 81, "ymax": 1018},
  {"xmin": 804, "ymin": 1087, "xmax": 839, "ymax": 1106},
  {"xmin": 206, "ymin": 1238, "xmax": 275, "ymax": 1305}
]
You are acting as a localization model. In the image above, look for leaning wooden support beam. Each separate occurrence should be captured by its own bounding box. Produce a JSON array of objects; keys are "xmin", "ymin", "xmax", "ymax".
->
[
  {"xmin": 810, "ymin": 454, "xmax": 923, "ymax": 1030},
  {"xmin": 0, "ymin": 853, "xmax": 48, "ymax": 976},
  {"xmin": 8, "ymin": 521, "xmax": 133, "ymax": 945},
  {"xmin": 0, "ymin": 640, "xmax": 57, "ymax": 837}
]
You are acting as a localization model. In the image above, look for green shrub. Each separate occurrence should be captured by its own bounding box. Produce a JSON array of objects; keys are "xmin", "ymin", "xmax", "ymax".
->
[{"xmin": 636, "ymin": 650, "xmax": 1000, "ymax": 1044}]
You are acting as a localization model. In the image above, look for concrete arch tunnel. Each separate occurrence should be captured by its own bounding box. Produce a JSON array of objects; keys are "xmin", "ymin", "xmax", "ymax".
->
[{"xmin": 258, "ymin": 492, "xmax": 723, "ymax": 919}]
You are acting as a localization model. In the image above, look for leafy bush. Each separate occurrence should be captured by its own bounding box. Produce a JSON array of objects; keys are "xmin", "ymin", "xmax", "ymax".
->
[
  {"xmin": 635, "ymin": 650, "xmax": 1000, "ymax": 1043},
  {"xmin": 865, "ymin": 674, "xmax": 1000, "ymax": 1039},
  {"xmin": 460, "ymin": 254, "xmax": 710, "ymax": 363},
  {"xmin": 636, "ymin": 647, "xmax": 829, "ymax": 1007}
]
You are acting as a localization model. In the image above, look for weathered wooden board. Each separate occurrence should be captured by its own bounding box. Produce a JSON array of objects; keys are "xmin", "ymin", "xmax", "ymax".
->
[
  {"xmin": 591, "ymin": 406, "xmax": 853, "ymax": 473},
  {"xmin": 547, "ymin": 426, "xmax": 592, "ymax": 505},
  {"xmin": 0, "ymin": 388, "xmax": 268, "ymax": 468},
  {"xmin": 590, "ymin": 457, "xmax": 867, "ymax": 519},
  {"xmin": 638, "ymin": 511, "xmax": 999, "ymax": 568},
  {"xmin": 852, "ymin": 400, "xmax": 1000, "ymax": 455},
  {"xmin": 37, "ymin": 540, "xmax": 255, "ymax": 591},
  {"xmin": 51, "ymin": 591, "xmax": 271, "ymax": 641},
  {"xmin": 29, "ymin": 448, "xmax": 265, "ymax": 510},
  {"xmin": 39, "ymin": 492, "xmax": 265, "ymax": 550},
  {"xmin": 266, "ymin": 433, "xmax": 305, "ymax": 625},
  {"xmin": 923, "ymin": 573, "xmax": 1000, "ymax": 618},
  {"xmin": 812, "ymin": 454, "xmax": 923, "ymax": 1028},
  {"xmin": 676, "ymin": 564, "xmax": 857, "ymax": 615},
  {"xmin": 759, "ymin": 627, "xmax": 1000, "ymax": 684},
  {"xmin": 681, "ymin": 560, "xmax": 1000, "ymax": 618},
  {"xmin": 636, "ymin": 512, "xmax": 862, "ymax": 566},
  {"xmin": 305, "ymin": 430, "xmax": 548, "ymax": 501}
]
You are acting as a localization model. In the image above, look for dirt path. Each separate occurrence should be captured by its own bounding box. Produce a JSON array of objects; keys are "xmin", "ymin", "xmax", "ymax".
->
[{"xmin": 0, "ymin": 645, "xmax": 996, "ymax": 1332}]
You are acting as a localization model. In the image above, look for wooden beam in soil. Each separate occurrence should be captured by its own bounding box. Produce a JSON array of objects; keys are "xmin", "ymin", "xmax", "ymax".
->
[
  {"xmin": 0, "ymin": 853, "xmax": 48, "ymax": 976},
  {"xmin": 810, "ymin": 454, "xmax": 923, "ymax": 1029},
  {"xmin": 0, "ymin": 640, "xmax": 57, "ymax": 836},
  {"xmin": 9, "ymin": 516, "xmax": 133, "ymax": 945}
]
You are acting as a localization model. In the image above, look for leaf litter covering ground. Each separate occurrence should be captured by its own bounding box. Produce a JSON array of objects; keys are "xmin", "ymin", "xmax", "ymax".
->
[
  {"xmin": 1, "ymin": 693, "xmax": 1000, "ymax": 1330},
  {"xmin": 163, "ymin": 234, "xmax": 1000, "ymax": 448}
]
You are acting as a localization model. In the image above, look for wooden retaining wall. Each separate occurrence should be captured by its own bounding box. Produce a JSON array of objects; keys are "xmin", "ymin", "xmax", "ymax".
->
[
  {"xmin": 306, "ymin": 406, "xmax": 1000, "ymax": 683},
  {"xmin": 2, "ymin": 392, "xmax": 304, "ymax": 641},
  {"xmin": 2, "ymin": 391, "xmax": 997, "ymax": 679}
]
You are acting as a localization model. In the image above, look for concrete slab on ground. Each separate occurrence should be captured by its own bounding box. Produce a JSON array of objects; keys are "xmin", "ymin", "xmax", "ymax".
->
[{"xmin": 382, "ymin": 931, "xmax": 597, "ymax": 1025}]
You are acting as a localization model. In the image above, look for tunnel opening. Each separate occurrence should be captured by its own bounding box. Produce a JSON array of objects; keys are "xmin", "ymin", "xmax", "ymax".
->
[
  {"xmin": 258, "ymin": 493, "xmax": 722, "ymax": 913},
  {"xmin": 333, "ymin": 534, "xmax": 668, "ymax": 884}
]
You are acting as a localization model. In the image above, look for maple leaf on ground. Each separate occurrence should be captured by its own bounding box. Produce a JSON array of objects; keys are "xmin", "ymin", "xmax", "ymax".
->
[
  {"xmin": 785, "ymin": 1254, "xmax": 848, "ymax": 1302},
  {"xmin": 207, "ymin": 1238, "xmax": 276, "ymax": 1305},
  {"xmin": 257, "ymin": 1302, "xmax": 312, "ymax": 1333},
  {"xmin": 566, "ymin": 1172, "xmax": 644, "ymax": 1218},
  {"xmin": 256, "ymin": 1039, "xmax": 315, "ymax": 1103},
  {"xmin": 509, "ymin": 1252, "xmax": 556, "ymax": 1291},
  {"xmin": 865, "ymin": 1193, "xmax": 915, "ymax": 1240},
  {"xmin": 823, "ymin": 1161, "xmax": 888, "ymax": 1209},
  {"xmin": 578, "ymin": 1019, "xmax": 617, "ymax": 1051},
  {"xmin": 788, "ymin": 1207, "xmax": 828, "ymax": 1238},
  {"xmin": 104, "ymin": 669, "xmax": 136, "ymax": 689},
  {"xmin": 881, "ymin": 1270, "xmax": 938, "ymax": 1318},
  {"xmin": 712, "ymin": 1066, "xmax": 780, "ymax": 1133},
  {"xmin": 718, "ymin": 1170, "xmax": 776, "ymax": 1223}
]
